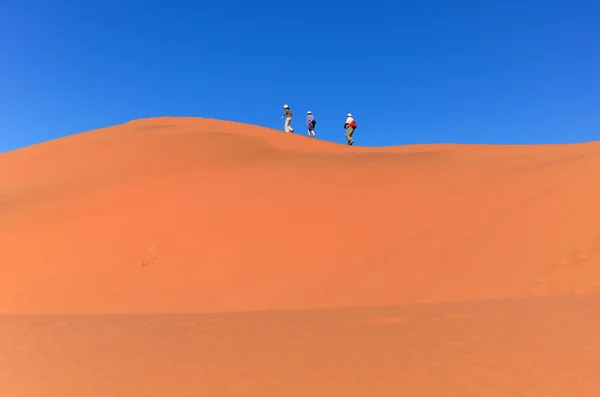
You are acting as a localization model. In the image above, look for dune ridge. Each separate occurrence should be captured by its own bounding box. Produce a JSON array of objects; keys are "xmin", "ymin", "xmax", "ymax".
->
[
  {"xmin": 2, "ymin": 117, "xmax": 600, "ymax": 314},
  {"xmin": 2, "ymin": 117, "xmax": 600, "ymax": 396}
]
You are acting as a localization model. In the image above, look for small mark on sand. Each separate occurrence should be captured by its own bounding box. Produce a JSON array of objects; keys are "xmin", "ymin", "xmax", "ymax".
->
[
  {"xmin": 142, "ymin": 244, "xmax": 157, "ymax": 267},
  {"xmin": 367, "ymin": 316, "xmax": 407, "ymax": 325},
  {"xmin": 571, "ymin": 286, "xmax": 600, "ymax": 295},
  {"xmin": 141, "ymin": 257, "xmax": 157, "ymax": 267},
  {"xmin": 530, "ymin": 279, "xmax": 551, "ymax": 297},
  {"xmin": 566, "ymin": 255, "xmax": 589, "ymax": 268},
  {"xmin": 529, "ymin": 242, "xmax": 600, "ymax": 297},
  {"xmin": 590, "ymin": 244, "xmax": 600, "ymax": 253}
]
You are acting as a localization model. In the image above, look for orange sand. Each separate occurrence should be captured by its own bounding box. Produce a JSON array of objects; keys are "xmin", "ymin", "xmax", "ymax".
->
[{"xmin": 2, "ymin": 117, "xmax": 600, "ymax": 395}]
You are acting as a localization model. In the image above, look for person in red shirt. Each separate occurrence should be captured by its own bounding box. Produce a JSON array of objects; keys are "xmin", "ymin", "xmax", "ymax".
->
[{"xmin": 344, "ymin": 113, "xmax": 357, "ymax": 145}]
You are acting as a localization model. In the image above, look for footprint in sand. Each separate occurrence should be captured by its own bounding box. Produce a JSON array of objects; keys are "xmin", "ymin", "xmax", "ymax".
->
[{"xmin": 529, "ymin": 244, "xmax": 599, "ymax": 297}]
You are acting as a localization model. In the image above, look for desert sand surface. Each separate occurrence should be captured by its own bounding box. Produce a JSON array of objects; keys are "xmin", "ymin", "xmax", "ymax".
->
[{"xmin": 2, "ymin": 117, "xmax": 600, "ymax": 396}]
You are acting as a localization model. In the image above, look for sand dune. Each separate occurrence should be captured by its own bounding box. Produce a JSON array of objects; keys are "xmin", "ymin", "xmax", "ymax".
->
[
  {"xmin": 2, "ymin": 117, "xmax": 600, "ymax": 314},
  {"xmin": 2, "ymin": 117, "xmax": 600, "ymax": 396},
  {"xmin": 3, "ymin": 296, "xmax": 600, "ymax": 397}
]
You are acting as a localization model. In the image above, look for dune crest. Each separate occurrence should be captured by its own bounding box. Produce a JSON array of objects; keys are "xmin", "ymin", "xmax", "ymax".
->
[
  {"xmin": 2, "ymin": 117, "xmax": 600, "ymax": 315},
  {"xmin": 3, "ymin": 117, "xmax": 600, "ymax": 396}
]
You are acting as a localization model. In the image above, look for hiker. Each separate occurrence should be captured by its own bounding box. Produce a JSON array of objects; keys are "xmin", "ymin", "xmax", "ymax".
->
[
  {"xmin": 344, "ymin": 113, "xmax": 357, "ymax": 145},
  {"xmin": 280, "ymin": 104, "xmax": 294, "ymax": 133},
  {"xmin": 306, "ymin": 110, "xmax": 316, "ymax": 138}
]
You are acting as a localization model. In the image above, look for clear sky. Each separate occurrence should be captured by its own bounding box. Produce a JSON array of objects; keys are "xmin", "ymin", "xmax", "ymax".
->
[{"xmin": 1, "ymin": 0, "xmax": 599, "ymax": 152}]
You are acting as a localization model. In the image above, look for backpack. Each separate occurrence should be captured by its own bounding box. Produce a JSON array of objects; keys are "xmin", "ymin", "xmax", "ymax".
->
[
  {"xmin": 349, "ymin": 120, "xmax": 357, "ymax": 128},
  {"xmin": 311, "ymin": 119, "xmax": 316, "ymax": 127}
]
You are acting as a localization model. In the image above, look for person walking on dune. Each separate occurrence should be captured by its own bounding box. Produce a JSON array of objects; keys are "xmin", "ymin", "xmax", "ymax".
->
[
  {"xmin": 306, "ymin": 110, "xmax": 316, "ymax": 138},
  {"xmin": 344, "ymin": 113, "xmax": 357, "ymax": 145},
  {"xmin": 280, "ymin": 104, "xmax": 294, "ymax": 133}
]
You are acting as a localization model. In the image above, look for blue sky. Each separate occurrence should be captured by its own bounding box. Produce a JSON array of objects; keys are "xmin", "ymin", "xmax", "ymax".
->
[{"xmin": 1, "ymin": 0, "xmax": 599, "ymax": 152}]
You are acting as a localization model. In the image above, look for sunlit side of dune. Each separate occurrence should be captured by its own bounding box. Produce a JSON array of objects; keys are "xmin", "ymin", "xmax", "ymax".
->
[
  {"xmin": 2, "ymin": 117, "xmax": 600, "ymax": 314},
  {"xmin": 3, "ymin": 117, "xmax": 600, "ymax": 397}
]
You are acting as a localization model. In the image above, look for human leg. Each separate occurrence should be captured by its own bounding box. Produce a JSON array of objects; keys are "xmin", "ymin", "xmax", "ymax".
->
[
  {"xmin": 345, "ymin": 127, "xmax": 354, "ymax": 144},
  {"xmin": 284, "ymin": 117, "xmax": 291, "ymax": 132}
]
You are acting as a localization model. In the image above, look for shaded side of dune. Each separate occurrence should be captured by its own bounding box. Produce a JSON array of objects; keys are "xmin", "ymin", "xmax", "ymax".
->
[{"xmin": 2, "ymin": 295, "xmax": 600, "ymax": 397}]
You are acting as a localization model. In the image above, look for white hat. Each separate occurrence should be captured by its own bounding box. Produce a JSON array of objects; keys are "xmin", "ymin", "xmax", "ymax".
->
[
  {"xmin": 347, "ymin": 113, "xmax": 352, "ymax": 117},
  {"xmin": 283, "ymin": 104, "xmax": 289, "ymax": 108},
  {"xmin": 307, "ymin": 110, "xmax": 312, "ymax": 114}
]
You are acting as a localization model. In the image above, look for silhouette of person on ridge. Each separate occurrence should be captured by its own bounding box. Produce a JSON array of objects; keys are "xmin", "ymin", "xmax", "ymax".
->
[
  {"xmin": 280, "ymin": 104, "xmax": 295, "ymax": 133},
  {"xmin": 306, "ymin": 110, "xmax": 316, "ymax": 138},
  {"xmin": 344, "ymin": 113, "xmax": 357, "ymax": 145}
]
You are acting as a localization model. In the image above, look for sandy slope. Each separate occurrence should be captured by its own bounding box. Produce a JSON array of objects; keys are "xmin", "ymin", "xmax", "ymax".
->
[
  {"xmin": 2, "ymin": 117, "xmax": 600, "ymax": 314},
  {"xmin": 3, "ymin": 296, "xmax": 600, "ymax": 397},
  {"xmin": 2, "ymin": 117, "xmax": 600, "ymax": 395}
]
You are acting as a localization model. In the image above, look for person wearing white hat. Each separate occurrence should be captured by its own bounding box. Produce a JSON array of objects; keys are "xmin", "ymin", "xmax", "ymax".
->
[
  {"xmin": 344, "ymin": 113, "xmax": 357, "ymax": 145},
  {"xmin": 280, "ymin": 104, "xmax": 294, "ymax": 133},
  {"xmin": 306, "ymin": 110, "xmax": 316, "ymax": 138}
]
